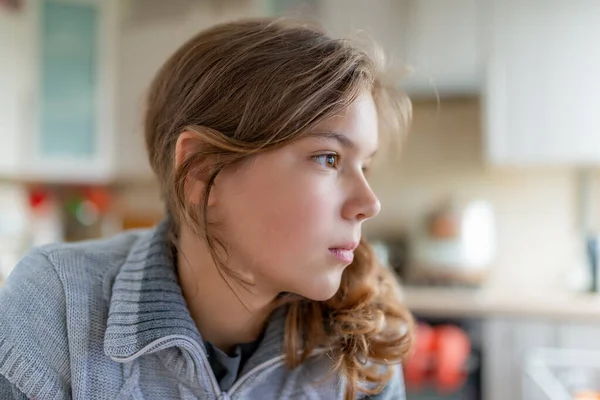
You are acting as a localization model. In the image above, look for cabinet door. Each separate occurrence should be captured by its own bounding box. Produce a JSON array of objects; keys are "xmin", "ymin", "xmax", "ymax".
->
[
  {"xmin": 484, "ymin": 0, "xmax": 600, "ymax": 165},
  {"xmin": 556, "ymin": 322, "xmax": 600, "ymax": 351},
  {"xmin": 482, "ymin": 318, "xmax": 513, "ymax": 400},
  {"xmin": 403, "ymin": 0, "xmax": 483, "ymax": 97},
  {"xmin": 319, "ymin": 0, "xmax": 482, "ymax": 98},
  {"xmin": 318, "ymin": 0, "xmax": 409, "ymax": 64},
  {"xmin": 483, "ymin": 318, "xmax": 556, "ymax": 400},
  {"xmin": 18, "ymin": 0, "xmax": 118, "ymax": 183}
]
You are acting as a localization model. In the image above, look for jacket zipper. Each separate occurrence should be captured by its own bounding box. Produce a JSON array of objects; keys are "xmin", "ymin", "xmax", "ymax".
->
[
  {"xmin": 227, "ymin": 355, "xmax": 286, "ymax": 395},
  {"xmin": 226, "ymin": 348, "xmax": 329, "ymax": 398},
  {"xmin": 111, "ymin": 336, "xmax": 329, "ymax": 399}
]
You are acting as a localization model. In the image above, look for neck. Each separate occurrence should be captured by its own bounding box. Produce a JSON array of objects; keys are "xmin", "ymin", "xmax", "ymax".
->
[{"xmin": 176, "ymin": 226, "xmax": 277, "ymax": 353}]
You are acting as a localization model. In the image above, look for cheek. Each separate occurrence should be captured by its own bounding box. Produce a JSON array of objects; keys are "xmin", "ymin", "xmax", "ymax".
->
[
  {"xmin": 219, "ymin": 165, "xmax": 339, "ymax": 253},
  {"xmin": 251, "ymin": 175, "xmax": 333, "ymax": 238},
  {"xmin": 212, "ymin": 160, "xmax": 347, "ymax": 298},
  {"xmin": 267, "ymin": 190, "xmax": 329, "ymax": 245}
]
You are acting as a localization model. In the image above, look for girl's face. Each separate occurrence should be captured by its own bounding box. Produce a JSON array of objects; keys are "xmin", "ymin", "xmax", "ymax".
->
[{"xmin": 210, "ymin": 92, "xmax": 380, "ymax": 301}]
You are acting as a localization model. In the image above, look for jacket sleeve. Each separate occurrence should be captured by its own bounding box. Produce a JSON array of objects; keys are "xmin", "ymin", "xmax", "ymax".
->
[
  {"xmin": 0, "ymin": 248, "xmax": 71, "ymax": 399},
  {"xmin": 363, "ymin": 365, "xmax": 406, "ymax": 400},
  {"xmin": 0, "ymin": 374, "xmax": 28, "ymax": 400}
]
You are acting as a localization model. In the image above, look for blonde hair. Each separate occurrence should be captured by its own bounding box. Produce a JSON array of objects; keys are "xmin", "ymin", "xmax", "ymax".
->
[{"xmin": 144, "ymin": 18, "xmax": 414, "ymax": 399}]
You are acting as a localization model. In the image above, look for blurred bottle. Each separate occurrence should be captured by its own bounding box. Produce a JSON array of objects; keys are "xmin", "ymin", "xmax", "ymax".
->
[
  {"xmin": 587, "ymin": 235, "xmax": 600, "ymax": 293},
  {"xmin": 28, "ymin": 187, "xmax": 63, "ymax": 247},
  {"xmin": 0, "ymin": 184, "xmax": 29, "ymax": 281}
]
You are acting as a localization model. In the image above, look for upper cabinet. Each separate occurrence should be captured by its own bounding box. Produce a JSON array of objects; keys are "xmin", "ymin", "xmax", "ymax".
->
[
  {"xmin": 401, "ymin": 0, "xmax": 483, "ymax": 97},
  {"xmin": 0, "ymin": 0, "xmax": 265, "ymax": 184},
  {"xmin": 0, "ymin": 0, "xmax": 121, "ymax": 183},
  {"xmin": 318, "ymin": 0, "xmax": 409, "ymax": 62},
  {"xmin": 318, "ymin": 0, "xmax": 484, "ymax": 98},
  {"xmin": 484, "ymin": 0, "xmax": 600, "ymax": 166},
  {"xmin": 6, "ymin": 0, "xmax": 599, "ymax": 178}
]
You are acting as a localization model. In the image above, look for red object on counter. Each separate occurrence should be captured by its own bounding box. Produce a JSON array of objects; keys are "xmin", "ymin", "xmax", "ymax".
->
[
  {"xmin": 404, "ymin": 323, "xmax": 435, "ymax": 389},
  {"xmin": 434, "ymin": 325, "xmax": 471, "ymax": 393},
  {"xmin": 404, "ymin": 322, "xmax": 471, "ymax": 394},
  {"xmin": 83, "ymin": 187, "xmax": 111, "ymax": 213},
  {"xmin": 28, "ymin": 188, "xmax": 50, "ymax": 210}
]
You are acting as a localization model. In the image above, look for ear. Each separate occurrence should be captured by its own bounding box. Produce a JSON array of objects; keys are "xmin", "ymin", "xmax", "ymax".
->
[{"xmin": 175, "ymin": 130, "xmax": 217, "ymax": 207}]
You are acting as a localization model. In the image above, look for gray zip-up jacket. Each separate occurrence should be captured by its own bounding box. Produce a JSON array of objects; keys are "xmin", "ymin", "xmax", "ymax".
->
[{"xmin": 0, "ymin": 221, "xmax": 405, "ymax": 399}]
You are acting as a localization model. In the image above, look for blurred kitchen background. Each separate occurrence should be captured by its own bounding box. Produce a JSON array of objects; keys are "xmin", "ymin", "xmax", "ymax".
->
[{"xmin": 2, "ymin": 0, "xmax": 600, "ymax": 399}]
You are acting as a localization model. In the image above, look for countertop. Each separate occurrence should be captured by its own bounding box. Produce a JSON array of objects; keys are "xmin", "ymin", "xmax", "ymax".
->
[{"xmin": 403, "ymin": 286, "xmax": 600, "ymax": 321}]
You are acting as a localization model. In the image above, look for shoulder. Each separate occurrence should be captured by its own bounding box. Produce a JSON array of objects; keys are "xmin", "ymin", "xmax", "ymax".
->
[
  {"xmin": 42, "ymin": 228, "xmax": 152, "ymax": 281},
  {"xmin": 0, "ymin": 228, "xmax": 154, "ymax": 326},
  {"xmin": 0, "ymin": 246, "xmax": 71, "ymax": 397},
  {"xmin": 0, "ymin": 228, "xmax": 152, "ymax": 398},
  {"xmin": 1, "ymin": 229, "xmax": 151, "ymax": 309}
]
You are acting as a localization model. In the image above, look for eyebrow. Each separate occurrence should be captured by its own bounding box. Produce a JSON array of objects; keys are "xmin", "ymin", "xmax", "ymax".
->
[
  {"xmin": 308, "ymin": 131, "xmax": 378, "ymax": 158},
  {"xmin": 308, "ymin": 131, "xmax": 356, "ymax": 150}
]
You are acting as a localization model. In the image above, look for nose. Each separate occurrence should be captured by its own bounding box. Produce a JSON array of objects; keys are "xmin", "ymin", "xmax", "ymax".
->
[{"xmin": 342, "ymin": 177, "xmax": 381, "ymax": 222}]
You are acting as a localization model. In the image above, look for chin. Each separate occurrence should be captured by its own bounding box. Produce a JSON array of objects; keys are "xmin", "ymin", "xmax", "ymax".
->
[{"xmin": 295, "ymin": 275, "xmax": 343, "ymax": 302}]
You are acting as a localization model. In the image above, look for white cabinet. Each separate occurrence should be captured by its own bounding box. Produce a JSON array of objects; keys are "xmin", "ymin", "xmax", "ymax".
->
[
  {"xmin": 483, "ymin": 318, "xmax": 556, "ymax": 400},
  {"xmin": 0, "ymin": 0, "xmax": 268, "ymax": 184},
  {"xmin": 318, "ymin": 0, "xmax": 483, "ymax": 98},
  {"xmin": 0, "ymin": 0, "xmax": 122, "ymax": 183},
  {"xmin": 556, "ymin": 322, "xmax": 600, "ymax": 351},
  {"xmin": 318, "ymin": 0, "xmax": 409, "ymax": 62},
  {"xmin": 484, "ymin": 0, "xmax": 600, "ymax": 166},
  {"xmin": 402, "ymin": 0, "xmax": 483, "ymax": 97}
]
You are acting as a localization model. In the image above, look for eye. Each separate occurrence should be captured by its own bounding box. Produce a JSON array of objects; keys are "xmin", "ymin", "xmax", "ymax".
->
[{"xmin": 313, "ymin": 153, "xmax": 339, "ymax": 169}]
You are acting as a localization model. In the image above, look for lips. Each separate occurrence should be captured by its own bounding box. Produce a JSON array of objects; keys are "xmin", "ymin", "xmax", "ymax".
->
[
  {"xmin": 328, "ymin": 248, "xmax": 354, "ymax": 264},
  {"xmin": 331, "ymin": 241, "xmax": 359, "ymax": 251},
  {"xmin": 328, "ymin": 241, "xmax": 359, "ymax": 264}
]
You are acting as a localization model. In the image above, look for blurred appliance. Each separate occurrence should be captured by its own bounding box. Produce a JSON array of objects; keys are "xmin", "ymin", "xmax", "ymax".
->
[
  {"xmin": 409, "ymin": 199, "xmax": 496, "ymax": 287},
  {"xmin": 371, "ymin": 234, "xmax": 411, "ymax": 282}
]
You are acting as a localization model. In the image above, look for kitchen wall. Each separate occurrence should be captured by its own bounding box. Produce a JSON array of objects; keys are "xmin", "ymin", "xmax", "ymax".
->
[{"xmin": 366, "ymin": 98, "xmax": 582, "ymax": 294}]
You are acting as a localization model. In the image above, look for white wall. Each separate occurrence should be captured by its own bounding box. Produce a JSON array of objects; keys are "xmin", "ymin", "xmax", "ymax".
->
[{"xmin": 366, "ymin": 98, "xmax": 582, "ymax": 294}]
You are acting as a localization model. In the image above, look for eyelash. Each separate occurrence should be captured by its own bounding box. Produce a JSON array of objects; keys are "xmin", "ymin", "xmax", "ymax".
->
[{"xmin": 312, "ymin": 153, "xmax": 371, "ymax": 175}]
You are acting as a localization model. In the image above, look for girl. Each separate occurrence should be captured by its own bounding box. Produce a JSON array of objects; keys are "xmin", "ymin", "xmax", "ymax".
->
[{"xmin": 0, "ymin": 18, "xmax": 414, "ymax": 399}]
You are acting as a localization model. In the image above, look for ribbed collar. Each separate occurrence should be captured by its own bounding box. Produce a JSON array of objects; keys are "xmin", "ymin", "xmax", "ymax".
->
[
  {"xmin": 103, "ymin": 219, "xmax": 201, "ymax": 359},
  {"xmin": 103, "ymin": 219, "xmax": 286, "ymax": 374}
]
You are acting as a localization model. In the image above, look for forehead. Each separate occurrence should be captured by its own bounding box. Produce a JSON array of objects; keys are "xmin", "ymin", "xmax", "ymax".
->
[{"xmin": 310, "ymin": 92, "xmax": 379, "ymax": 149}]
